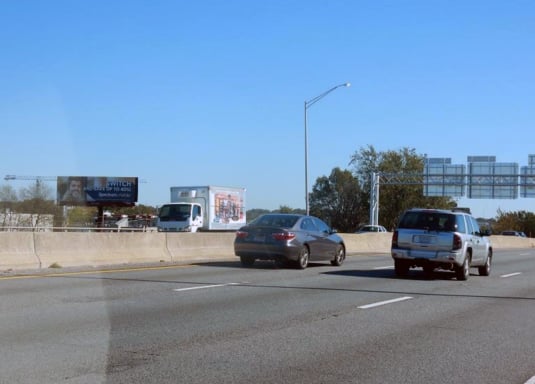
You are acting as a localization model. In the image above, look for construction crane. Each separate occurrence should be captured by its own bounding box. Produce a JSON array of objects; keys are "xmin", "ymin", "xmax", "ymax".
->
[
  {"xmin": 4, "ymin": 175, "xmax": 57, "ymax": 181},
  {"xmin": 5, "ymin": 175, "xmax": 147, "ymax": 183}
]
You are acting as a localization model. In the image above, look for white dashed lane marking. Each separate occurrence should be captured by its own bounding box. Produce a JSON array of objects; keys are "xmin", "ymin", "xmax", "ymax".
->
[
  {"xmin": 500, "ymin": 272, "xmax": 522, "ymax": 278},
  {"xmin": 174, "ymin": 282, "xmax": 247, "ymax": 292},
  {"xmin": 358, "ymin": 296, "xmax": 413, "ymax": 309}
]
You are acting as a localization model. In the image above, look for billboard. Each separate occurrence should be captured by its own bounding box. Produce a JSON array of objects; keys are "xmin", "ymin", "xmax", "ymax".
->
[{"xmin": 57, "ymin": 176, "xmax": 138, "ymax": 206}]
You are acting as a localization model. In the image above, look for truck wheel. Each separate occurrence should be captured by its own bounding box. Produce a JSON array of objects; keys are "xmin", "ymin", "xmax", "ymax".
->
[
  {"xmin": 330, "ymin": 245, "xmax": 345, "ymax": 266},
  {"xmin": 394, "ymin": 259, "xmax": 409, "ymax": 277},
  {"xmin": 478, "ymin": 250, "xmax": 492, "ymax": 276},
  {"xmin": 240, "ymin": 256, "xmax": 255, "ymax": 267},
  {"xmin": 456, "ymin": 255, "xmax": 470, "ymax": 281},
  {"xmin": 296, "ymin": 246, "xmax": 309, "ymax": 269}
]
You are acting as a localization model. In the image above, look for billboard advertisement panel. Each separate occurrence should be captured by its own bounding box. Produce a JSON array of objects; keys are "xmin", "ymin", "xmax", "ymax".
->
[{"xmin": 57, "ymin": 176, "xmax": 138, "ymax": 206}]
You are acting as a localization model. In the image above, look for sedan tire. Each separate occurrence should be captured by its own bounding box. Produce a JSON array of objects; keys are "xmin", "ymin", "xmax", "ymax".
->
[
  {"xmin": 296, "ymin": 246, "xmax": 309, "ymax": 269},
  {"xmin": 240, "ymin": 256, "xmax": 255, "ymax": 267},
  {"xmin": 330, "ymin": 245, "xmax": 345, "ymax": 266}
]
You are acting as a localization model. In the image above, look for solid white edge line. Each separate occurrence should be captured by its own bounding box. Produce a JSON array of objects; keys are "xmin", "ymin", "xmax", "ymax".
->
[
  {"xmin": 524, "ymin": 376, "xmax": 535, "ymax": 384},
  {"xmin": 374, "ymin": 266, "xmax": 394, "ymax": 270},
  {"xmin": 358, "ymin": 296, "xmax": 413, "ymax": 309},
  {"xmin": 174, "ymin": 283, "xmax": 240, "ymax": 292},
  {"xmin": 500, "ymin": 272, "xmax": 522, "ymax": 278}
]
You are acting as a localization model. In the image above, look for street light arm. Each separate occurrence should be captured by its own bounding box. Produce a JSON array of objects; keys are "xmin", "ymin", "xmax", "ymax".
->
[
  {"xmin": 305, "ymin": 82, "xmax": 351, "ymax": 109},
  {"xmin": 303, "ymin": 81, "xmax": 350, "ymax": 216}
]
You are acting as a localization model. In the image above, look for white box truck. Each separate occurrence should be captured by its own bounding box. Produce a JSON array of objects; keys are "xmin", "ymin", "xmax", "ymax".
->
[{"xmin": 157, "ymin": 186, "xmax": 246, "ymax": 232}]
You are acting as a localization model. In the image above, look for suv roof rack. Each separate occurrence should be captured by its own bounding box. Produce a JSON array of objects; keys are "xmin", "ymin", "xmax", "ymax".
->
[{"xmin": 452, "ymin": 207, "xmax": 471, "ymax": 214}]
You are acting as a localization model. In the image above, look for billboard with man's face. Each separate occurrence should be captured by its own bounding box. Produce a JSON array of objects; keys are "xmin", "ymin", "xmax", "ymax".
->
[{"xmin": 57, "ymin": 176, "xmax": 138, "ymax": 206}]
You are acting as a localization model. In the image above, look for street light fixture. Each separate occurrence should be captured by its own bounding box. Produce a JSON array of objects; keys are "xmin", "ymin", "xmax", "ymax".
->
[{"xmin": 304, "ymin": 82, "xmax": 350, "ymax": 215}]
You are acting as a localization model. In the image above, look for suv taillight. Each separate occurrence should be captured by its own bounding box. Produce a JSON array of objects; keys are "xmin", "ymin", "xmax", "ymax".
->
[
  {"xmin": 452, "ymin": 233, "xmax": 462, "ymax": 250},
  {"xmin": 391, "ymin": 231, "xmax": 398, "ymax": 248}
]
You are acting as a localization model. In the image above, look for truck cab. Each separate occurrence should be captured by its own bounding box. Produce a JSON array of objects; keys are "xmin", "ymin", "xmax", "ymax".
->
[{"xmin": 157, "ymin": 203, "xmax": 204, "ymax": 232}]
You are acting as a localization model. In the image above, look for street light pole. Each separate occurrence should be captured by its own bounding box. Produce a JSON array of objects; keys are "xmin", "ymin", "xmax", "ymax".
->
[{"xmin": 304, "ymin": 82, "xmax": 350, "ymax": 216}]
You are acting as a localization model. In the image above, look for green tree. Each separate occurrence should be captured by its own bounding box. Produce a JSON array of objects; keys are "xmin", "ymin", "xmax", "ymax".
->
[
  {"xmin": 246, "ymin": 207, "xmax": 305, "ymax": 223},
  {"xmin": 65, "ymin": 207, "xmax": 96, "ymax": 227},
  {"xmin": 272, "ymin": 205, "xmax": 305, "ymax": 214},
  {"xmin": 246, "ymin": 208, "xmax": 270, "ymax": 222},
  {"xmin": 309, "ymin": 167, "xmax": 364, "ymax": 232},
  {"xmin": 349, "ymin": 145, "xmax": 456, "ymax": 230},
  {"xmin": 116, "ymin": 204, "xmax": 159, "ymax": 216},
  {"xmin": 276, "ymin": 205, "xmax": 293, "ymax": 214},
  {"xmin": 494, "ymin": 209, "xmax": 535, "ymax": 237}
]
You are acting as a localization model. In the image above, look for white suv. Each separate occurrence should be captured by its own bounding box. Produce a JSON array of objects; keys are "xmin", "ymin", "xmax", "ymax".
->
[{"xmin": 391, "ymin": 208, "xmax": 492, "ymax": 280}]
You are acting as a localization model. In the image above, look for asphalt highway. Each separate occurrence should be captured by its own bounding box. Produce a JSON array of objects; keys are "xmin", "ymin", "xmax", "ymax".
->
[{"xmin": 1, "ymin": 249, "xmax": 535, "ymax": 384}]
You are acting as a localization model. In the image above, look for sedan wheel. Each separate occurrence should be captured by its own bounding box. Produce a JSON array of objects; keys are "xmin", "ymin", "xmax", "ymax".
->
[
  {"xmin": 240, "ymin": 256, "xmax": 255, "ymax": 267},
  {"xmin": 296, "ymin": 246, "xmax": 309, "ymax": 269},
  {"xmin": 331, "ymin": 245, "xmax": 345, "ymax": 266}
]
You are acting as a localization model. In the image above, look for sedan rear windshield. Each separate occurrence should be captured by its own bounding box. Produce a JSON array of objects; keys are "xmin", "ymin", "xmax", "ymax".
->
[
  {"xmin": 398, "ymin": 212, "xmax": 456, "ymax": 231},
  {"xmin": 253, "ymin": 215, "xmax": 300, "ymax": 228}
]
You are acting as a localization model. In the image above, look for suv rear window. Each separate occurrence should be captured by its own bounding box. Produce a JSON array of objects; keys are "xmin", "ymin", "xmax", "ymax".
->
[{"xmin": 398, "ymin": 211, "xmax": 457, "ymax": 231}]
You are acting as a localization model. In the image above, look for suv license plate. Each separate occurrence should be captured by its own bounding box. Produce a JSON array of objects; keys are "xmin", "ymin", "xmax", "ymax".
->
[{"xmin": 414, "ymin": 235, "xmax": 435, "ymax": 244}]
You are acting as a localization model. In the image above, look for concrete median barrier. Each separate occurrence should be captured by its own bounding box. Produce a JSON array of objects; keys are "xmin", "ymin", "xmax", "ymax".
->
[
  {"xmin": 0, "ymin": 231, "xmax": 533, "ymax": 272},
  {"xmin": 0, "ymin": 232, "xmax": 40, "ymax": 270},
  {"xmin": 488, "ymin": 235, "xmax": 534, "ymax": 249},
  {"xmin": 165, "ymin": 232, "xmax": 235, "ymax": 262},
  {"xmin": 340, "ymin": 233, "xmax": 392, "ymax": 253},
  {"xmin": 34, "ymin": 232, "xmax": 171, "ymax": 269}
]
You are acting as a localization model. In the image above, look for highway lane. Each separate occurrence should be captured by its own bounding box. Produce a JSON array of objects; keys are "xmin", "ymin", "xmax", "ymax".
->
[{"xmin": 1, "ymin": 250, "xmax": 535, "ymax": 384}]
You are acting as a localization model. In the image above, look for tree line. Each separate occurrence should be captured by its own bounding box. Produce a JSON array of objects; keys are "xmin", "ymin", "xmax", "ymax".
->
[
  {"xmin": 250, "ymin": 145, "xmax": 535, "ymax": 236},
  {"xmin": 2, "ymin": 145, "xmax": 535, "ymax": 235}
]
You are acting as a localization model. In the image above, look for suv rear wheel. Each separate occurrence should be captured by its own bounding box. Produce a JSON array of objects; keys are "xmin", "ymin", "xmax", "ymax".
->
[
  {"xmin": 394, "ymin": 259, "xmax": 409, "ymax": 277},
  {"xmin": 478, "ymin": 250, "xmax": 492, "ymax": 276},
  {"xmin": 455, "ymin": 254, "xmax": 470, "ymax": 281}
]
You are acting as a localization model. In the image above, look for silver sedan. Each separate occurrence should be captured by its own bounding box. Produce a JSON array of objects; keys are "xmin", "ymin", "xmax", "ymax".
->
[{"xmin": 234, "ymin": 213, "xmax": 346, "ymax": 269}]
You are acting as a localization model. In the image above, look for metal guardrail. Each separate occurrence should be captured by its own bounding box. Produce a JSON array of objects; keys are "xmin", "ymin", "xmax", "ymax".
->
[{"xmin": 0, "ymin": 226, "xmax": 158, "ymax": 233}]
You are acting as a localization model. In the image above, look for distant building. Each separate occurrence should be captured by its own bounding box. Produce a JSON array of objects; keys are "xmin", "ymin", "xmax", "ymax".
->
[{"xmin": 0, "ymin": 211, "xmax": 54, "ymax": 231}]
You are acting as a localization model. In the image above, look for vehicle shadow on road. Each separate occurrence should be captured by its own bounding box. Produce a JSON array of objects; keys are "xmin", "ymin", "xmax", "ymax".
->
[
  {"xmin": 193, "ymin": 261, "xmax": 331, "ymax": 269},
  {"xmin": 323, "ymin": 269, "xmax": 462, "ymax": 281}
]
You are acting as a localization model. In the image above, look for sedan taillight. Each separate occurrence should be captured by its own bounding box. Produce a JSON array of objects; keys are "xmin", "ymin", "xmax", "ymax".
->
[
  {"xmin": 235, "ymin": 230, "xmax": 249, "ymax": 239},
  {"xmin": 272, "ymin": 232, "xmax": 296, "ymax": 241}
]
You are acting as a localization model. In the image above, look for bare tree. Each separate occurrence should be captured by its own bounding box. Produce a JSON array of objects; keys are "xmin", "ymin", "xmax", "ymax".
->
[
  {"xmin": 17, "ymin": 181, "xmax": 58, "ymax": 229},
  {"xmin": 0, "ymin": 184, "xmax": 19, "ymax": 229}
]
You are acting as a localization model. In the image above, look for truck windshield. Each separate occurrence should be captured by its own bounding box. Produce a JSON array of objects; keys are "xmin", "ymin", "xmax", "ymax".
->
[{"xmin": 159, "ymin": 205, "xmax": 191, "ymax": 221}]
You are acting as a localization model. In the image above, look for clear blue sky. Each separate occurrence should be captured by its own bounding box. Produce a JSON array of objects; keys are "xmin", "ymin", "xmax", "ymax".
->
[{"xmin": 2, "ymin": 0, "xmax": 534, "ymax": 219}]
